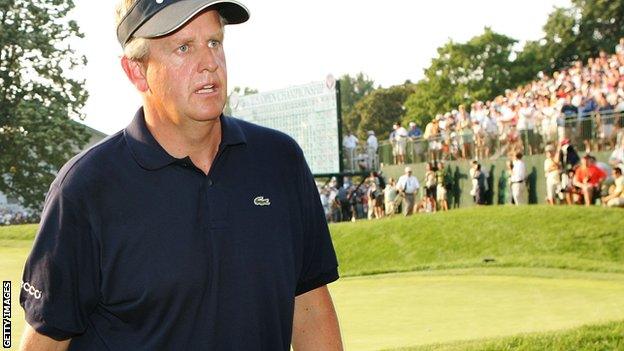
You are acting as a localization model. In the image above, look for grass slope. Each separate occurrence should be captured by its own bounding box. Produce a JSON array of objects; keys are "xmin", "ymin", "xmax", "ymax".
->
[
  {"xmin": 399, "ymin": 319, "xmax": 624, "ymax": 351},
  {"xmin": 330, "ymin": 205, "xmax": 624, "ymax": 277}
]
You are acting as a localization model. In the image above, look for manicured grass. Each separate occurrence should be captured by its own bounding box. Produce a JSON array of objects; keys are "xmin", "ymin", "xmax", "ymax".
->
[
  {"xmin": 399, "ymin": 318, "xmax": 624, "ymax": 351},
  {"xmin": 329, "ymin": 268, "xmax": 624, "ymax": 351},
  {"xmin": 330, "ymin": 205, "xmax": 624, "ymax": 277},
  {"xmin": 2, "ymin": 206, "xmax": 624, "ymax": 350}
]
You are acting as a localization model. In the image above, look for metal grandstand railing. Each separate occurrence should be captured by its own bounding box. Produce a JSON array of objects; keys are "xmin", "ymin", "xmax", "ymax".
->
[{"xmin": 342, "ymin": 109, "xmax": 623, "ymax": 171}]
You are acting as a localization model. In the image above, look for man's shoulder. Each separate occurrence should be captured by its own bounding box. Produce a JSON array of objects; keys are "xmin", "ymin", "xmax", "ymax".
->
[{"xmin": 52, "ymin": 131, "xmax": 126, "ymax": 196}]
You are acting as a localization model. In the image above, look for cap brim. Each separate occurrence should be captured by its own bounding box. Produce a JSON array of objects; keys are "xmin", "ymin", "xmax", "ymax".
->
[{"xmin": 134, "ymin": 0, "xmax": 249, "ymax": 39}]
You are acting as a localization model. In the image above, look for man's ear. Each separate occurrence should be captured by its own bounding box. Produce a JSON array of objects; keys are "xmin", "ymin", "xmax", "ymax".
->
[{"xmin": 121, "ymin": 56, "xmax": 149, "ymax": 92}]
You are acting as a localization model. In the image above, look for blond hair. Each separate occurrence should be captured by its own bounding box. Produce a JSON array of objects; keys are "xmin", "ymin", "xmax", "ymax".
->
[
  {"xmin": 115, "ymin": 0, "xmax": 150, "ymax": 61},
  {"xmin": 115, "ymin": 0, "xmax": 228, "ymax": 61}
]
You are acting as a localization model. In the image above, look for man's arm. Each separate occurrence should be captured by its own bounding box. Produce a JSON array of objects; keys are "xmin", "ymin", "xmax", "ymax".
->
[
  {"xmin": 292, "ymin": 285, "xmax": 342, "ymax": 351},
  {"xmin": 20, "ymin": 324, "xmax": 70, "ymax": 351}
]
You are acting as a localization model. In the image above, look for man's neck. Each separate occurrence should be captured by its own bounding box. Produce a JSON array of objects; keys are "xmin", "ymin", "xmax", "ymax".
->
[{"xmin": 143, "ymin": 105, "xmax": 222, "ymax": 175}]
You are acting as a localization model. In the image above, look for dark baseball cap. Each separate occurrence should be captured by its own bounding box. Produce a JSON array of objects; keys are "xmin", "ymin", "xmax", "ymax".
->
[{"xmin": 117, "ymin": 0, "xmax": 250, "ymax": 48}]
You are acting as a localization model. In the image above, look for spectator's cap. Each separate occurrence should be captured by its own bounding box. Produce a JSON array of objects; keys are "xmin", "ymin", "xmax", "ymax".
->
[
  {"xmin": 444, "ymin": 112, "xmax": 451, "ymax": 118},
  {"xmin": 405, "ymin": 167, "xmax": 412, "ymax": 173},
  {"xmin": 560, "ymin": 138, "xmax": 570, "ymax": 146},
  {"xmin": 367, "ymin": 130, "xmax": 375, "ymax": 135},
  {"xmin": 451, "ymin": 110, "xmax": 458, "ymax": 115},
  {"xmin": 409, "ymin": 122, "xmax": 416, "ymax": 127},
  {"xmin": 117, "ymin": 0, "xmax": 250, "ymax": 48}
]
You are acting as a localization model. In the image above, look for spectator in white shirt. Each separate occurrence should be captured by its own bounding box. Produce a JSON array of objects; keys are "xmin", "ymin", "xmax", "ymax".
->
[
  {"xmin": 396, "ymin": 166, "xmax": 420, "ymax": 216},
  {"xmin": 510, "ymin": 152, "xmax": 527, "ymax": 205},
  {"xmin": 366, "ymin": 130, "xmax": 378, "ymax": 170},
  {"xmin": 394, "ymin": 122, "xmax": 409, "ymax": 165},
  {"xmin": 544, "ymin": 145, "xmax": 561, "ymax": 205},
  {"xmin": 343, "ymin": 131, "xmax": 358, "ymax": 171}
]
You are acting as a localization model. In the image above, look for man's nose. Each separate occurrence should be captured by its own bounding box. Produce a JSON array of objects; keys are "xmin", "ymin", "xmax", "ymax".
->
[{"xmin": 197, "ymin": 46, "xmax": 219, "ymax": 73}]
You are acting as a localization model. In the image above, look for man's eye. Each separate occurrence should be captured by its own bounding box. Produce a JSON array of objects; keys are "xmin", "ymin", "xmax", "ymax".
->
[
  {"xmin": 178, "ymin": 44, "xmax": 189, "ymax": 53},
  {"xmin": 208, "ymin": 40, "xmax": 221, "ymax": 49}
]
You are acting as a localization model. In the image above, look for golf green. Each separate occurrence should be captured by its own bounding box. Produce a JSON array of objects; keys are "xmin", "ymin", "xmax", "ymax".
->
[
  {"xmin": 4, "ymin": 243, "xmax": 624, "ymax": 350},
  {"xmin": 329, "ymin": 268, "xmax": 624, "ymax": 351}
]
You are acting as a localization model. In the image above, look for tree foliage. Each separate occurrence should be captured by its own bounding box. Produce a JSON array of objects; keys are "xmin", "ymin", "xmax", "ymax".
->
[
  {"xmin": 404, "ymin": 28, "xmax": 525, "ymax": 126},
  {"xmin": 523, "ymin": 0, "xmax": 624, "ymax": 74},
  {"xmin": 349, "ymin": 83, "xmax": 415, "ymax": 141},
  {"xmin": 338, "ymin": 73, "xmax": 375, "ymax": 134},
  {"xmin": 0, "ymin": 0, "xmax": 90, "ymax": 210}
]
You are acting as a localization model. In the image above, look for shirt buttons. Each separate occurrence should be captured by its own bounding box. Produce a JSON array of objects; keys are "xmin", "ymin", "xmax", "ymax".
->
[{"xmin": 207, "ymin": 179, "xmax": 214, "ymax": 186}]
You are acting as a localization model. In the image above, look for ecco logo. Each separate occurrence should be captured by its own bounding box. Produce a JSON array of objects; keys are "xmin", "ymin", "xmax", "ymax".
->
[
  {"xmin": 21, "ymin": 282, "xmax": 42, "ymax": 300},
  {"xmin": 253, "ymin": 196, "xmax": 271, "ymax": 206}
]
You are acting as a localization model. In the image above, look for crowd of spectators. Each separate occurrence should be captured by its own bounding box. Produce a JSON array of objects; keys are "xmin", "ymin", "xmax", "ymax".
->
[
  {"xmin": 413, "ymin": 47, "xmax": 624, "ymax": 163},
  {"xmin": 0, "ymin": 207, "xmax": 38, "ymax": 225},
  {"xmin": 322, "ymin": 136, "xmax": 624, "ymax": 222},
  {"xmin": 328, "ymin": 43, "xmax": 624, "ymax": 216},
  {"xmin": 337, "ymin": 42, "xmax": 624, "ymax": 166}
]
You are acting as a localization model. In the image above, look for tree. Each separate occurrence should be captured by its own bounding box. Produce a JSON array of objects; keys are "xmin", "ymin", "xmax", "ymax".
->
[
  {"xmin": 524, "ymin": 0, "xmax": 624, "ymax": 74},
  {"xmin": 404, "ymin": 28, "xmax": 526, "ymax": 126},
  {"xmin": 338, "ymin": 73, "xmax": 375, "ymax": 133},
  {"xmin": 0, "ymin": 0, "xmax": 90, "ymax": 210},
  {"xmin": 349, "ymin": 83, "xmax": 415, "ymax": 141}
]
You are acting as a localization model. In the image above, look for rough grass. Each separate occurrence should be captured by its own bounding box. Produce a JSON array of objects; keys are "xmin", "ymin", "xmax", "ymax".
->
[
  {"xmin": 398, "ymin": 319, "xmax": 624, "ymax": 351},
  {"xmin": 330, "ymin": 205, "xmax": 624, "ymax": 277}
]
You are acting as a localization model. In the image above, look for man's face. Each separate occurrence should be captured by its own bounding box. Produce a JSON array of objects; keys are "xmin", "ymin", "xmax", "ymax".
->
[{"xmin": 143, "ymin": 10, "xmax": 227, "ymax": 123}]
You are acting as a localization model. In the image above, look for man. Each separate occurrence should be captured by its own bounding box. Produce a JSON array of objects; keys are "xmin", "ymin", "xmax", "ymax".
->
[
  {"xmin": 573, "ymin": 155, "xmax": 607, "ymax": 206},
  {"xmin": 366, "ymin": 130, "xmax": 378, "ymax": 170},
  {"xmin": 19, "ymin": 1, "xmax": 342, "ymax": 350},
  {"xmin": 602, "ymin": 167, "xmax": 624, "ymax": 208},
  {"xmin": 510, "ymin": 152, "xmax": 526, "ymax": 205},
  {"xmin": 396, "ymin": 167, "xmax": 420, "ymax": 216},
  {"xmin": 408, "ymin": 122, "xmax": 423, "ymax": 162},
  {"xmin": 342, "ymin": 130, "xmax": 358, "ymax": 171},
  {"xmin": 393, "ymin": 122, "xmax": 408, "ymax": 165}
]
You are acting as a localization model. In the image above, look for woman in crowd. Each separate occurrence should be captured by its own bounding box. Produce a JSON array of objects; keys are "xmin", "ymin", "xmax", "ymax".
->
[{"xmin": 424, "ymin": 163, "xmax": 437, "ymax": 213}]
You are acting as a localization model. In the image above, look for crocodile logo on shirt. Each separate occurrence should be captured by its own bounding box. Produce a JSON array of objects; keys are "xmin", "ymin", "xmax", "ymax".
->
[{"xmin": 253, "ymin": 196, "xmax": 271, "ymax": 206}]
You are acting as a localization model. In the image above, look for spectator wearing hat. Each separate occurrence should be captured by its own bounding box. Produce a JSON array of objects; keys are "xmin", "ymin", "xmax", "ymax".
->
[
  {"xmin": 396, "ymin": 167, "xmax": 420, "ymax": 216},
  {"xmin": 19, "ymin": 0, "xmax": 342, "ymax": 349},
  {"xmin": 366, "ymin": 130, "xmax": 378, "ymax": 170}
]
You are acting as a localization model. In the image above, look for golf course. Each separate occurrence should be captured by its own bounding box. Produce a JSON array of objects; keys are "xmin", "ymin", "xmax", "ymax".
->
[{"xmin": 2, "ymin": 205, "xmax": 623, "ymax": 350}]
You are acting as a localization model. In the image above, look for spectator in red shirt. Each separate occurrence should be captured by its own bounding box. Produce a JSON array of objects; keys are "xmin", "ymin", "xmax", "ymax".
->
[{"xmin": 572, "ymin": 155, "xmax": 607, "ymax": 206}]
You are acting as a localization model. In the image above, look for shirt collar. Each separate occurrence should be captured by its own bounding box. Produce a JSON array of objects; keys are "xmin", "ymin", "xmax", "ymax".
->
[{"xmin": 124, "ymin": 107, "xmax": 247, "ymax": 171}]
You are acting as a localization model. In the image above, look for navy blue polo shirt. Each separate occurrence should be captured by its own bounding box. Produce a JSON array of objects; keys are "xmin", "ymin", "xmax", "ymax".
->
[{"xmin": 20, "ymin": 108, "xmax": 339, "ymax": 350}]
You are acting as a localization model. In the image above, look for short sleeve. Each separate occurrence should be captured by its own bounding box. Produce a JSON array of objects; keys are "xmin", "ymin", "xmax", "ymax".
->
[
  {"xmin": 295, "ymin": 152, "xmax": 339, "ymax": 296},
  {"xmin": 20, "ymin": 184, "xmax": 100, "ymax": 340}
]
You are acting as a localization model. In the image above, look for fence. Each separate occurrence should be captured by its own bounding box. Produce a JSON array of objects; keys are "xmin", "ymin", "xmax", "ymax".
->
[{"xmin": 342, "ymin": 109, "xmax": 623, "ymax": 172}]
